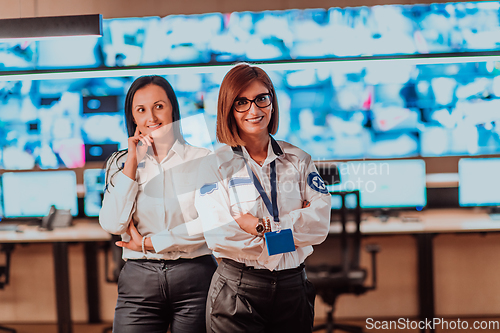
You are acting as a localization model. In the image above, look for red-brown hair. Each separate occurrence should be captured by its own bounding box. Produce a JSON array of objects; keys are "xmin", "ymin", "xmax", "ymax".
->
[{"xmin": 216, "ymin": 63, "xmax": 279, "ymax": 147}]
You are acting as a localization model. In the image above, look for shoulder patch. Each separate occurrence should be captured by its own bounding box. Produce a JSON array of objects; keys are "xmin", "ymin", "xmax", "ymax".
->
[
  {"xmin": 200, "ymin": 182, "xmax": 218, "ymax": 196},
  {"xmin": 228, "ymin": 177, "xmax": 252, "ymax": 188},
  {"xmin": 307, "ymin": 172, "xmax": 328, "ymax": 194},
  {"xmin": 121, "ymin": 161, "xmax": 145, "ymax": 168}
]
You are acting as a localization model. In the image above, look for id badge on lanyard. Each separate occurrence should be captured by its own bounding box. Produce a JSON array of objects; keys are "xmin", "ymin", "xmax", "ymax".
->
[{"xmin": 245, "ymin": 160, "xmax": 296, "ymax": 256}]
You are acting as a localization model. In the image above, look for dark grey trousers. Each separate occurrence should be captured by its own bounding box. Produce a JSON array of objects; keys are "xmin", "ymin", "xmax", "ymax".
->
[
  {"xmin": 113, "ymin": 255, "xmax": 217, "ymax": 333},
  {"xmin": 206, "ymin": 259, "xmax": 316, "ymax": 333}
]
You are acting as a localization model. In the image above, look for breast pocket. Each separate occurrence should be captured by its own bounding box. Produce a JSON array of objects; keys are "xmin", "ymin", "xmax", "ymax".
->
[
  {"xmin": 279, "ymin": 181, "xmax": 303, "ymax": 210},
  {"xmin": 171, "ymin": 172, "xmax": 198, "ymax": 219},
  {"xmin": 228, "ymin": 179, "xmax": 260, "ymax": 216},
  {"xmin": 136, "ymin": 172, "xmax": 164, "ymax": 210}
]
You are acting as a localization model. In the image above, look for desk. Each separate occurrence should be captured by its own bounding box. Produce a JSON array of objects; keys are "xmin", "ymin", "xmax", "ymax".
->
[
  {"xmin": 0, "ymin": 221, "xmax": 111, "ymax": 333},
  {"xmin": 330, "ymin": 208, "xmax": 500, "ymax": 333}
]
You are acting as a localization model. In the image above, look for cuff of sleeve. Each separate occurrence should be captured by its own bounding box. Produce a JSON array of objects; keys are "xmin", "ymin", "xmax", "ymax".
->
[
  {"xmin": 149, "ymin": 224, "xmax": 196, "ymax": 254},
  {"xmin": 149, "ymin": 234, "xmax": 162, "ymax": 254},
  {"xmin": 185, "ymin": 219, "xmax": 204, "ymax": 236},
  {"xmin": 150, "ymin": 232, "xmax": 175, "ymax": 254}
]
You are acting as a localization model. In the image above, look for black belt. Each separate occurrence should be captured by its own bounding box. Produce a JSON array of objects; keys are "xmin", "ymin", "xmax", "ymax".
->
[
  {"xmin": 129, "ymin": 254, "xmax": 214, "ymax": 264},
  {"xmin": 222, "ymin": 258, "xmax": 305, "ymax": 273}
]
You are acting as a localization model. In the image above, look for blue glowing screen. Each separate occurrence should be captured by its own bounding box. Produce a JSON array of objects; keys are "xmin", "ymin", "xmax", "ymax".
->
[
  {"xmin": 332, "ymin": 159, "xmax": 427, "ymax": 209},
  {"xmin": 2, "ymin": 2, "xmax": 500, "ymax": 70},
  {"xmin": 459, "ymin": 158, "xmax": 500, "ymax": 207},
  {"xmin": 84, "ymin": 168, "xmax": 106, "ymax": 217},
  {"xmin": 1, "ymin": 171, "xmax": 78, "ymax": 217},
  {"xmin": 1, "ymin": 58, "xmax": 500, "ymax": 170}
]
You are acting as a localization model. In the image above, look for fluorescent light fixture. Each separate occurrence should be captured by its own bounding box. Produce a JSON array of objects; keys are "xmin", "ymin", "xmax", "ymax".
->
[
  {"xmin": 0, "ymin": 14, "xmax": 102, "ymax": 40},
  {"xmin": 1, "ymin": 53, "xmax": 500, "ymax": 82}
]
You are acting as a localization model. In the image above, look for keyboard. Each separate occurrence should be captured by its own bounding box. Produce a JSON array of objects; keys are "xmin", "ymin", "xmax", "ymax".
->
[
  {"xmin": 0, "ymin": 224, "xmax": 19, "ymax": 231},
  {"xmin": 0, "ymin": 217, "xmax": 42, "ymax": 225}
]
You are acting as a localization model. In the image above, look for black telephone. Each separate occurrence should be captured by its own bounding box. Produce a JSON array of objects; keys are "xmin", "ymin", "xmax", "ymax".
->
[{"xmin": 40, "ymin": 205, "xmax": 73, "ymax": 230}]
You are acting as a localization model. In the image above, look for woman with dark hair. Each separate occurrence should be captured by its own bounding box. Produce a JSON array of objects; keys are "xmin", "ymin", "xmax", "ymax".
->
[
  {"xmin": 196, "ymin": 63, "xmax": 331, "ymax": 333},
  {"xmin": 99, "ymin": 75, "xmax": 217, "ymax": 333}
]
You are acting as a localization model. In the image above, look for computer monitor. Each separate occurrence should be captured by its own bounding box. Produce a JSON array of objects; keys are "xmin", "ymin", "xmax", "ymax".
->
[
  {"xmin": 340, "ymin": 159, "xmax": 427, "ymax": 210},
  {"xmin": 1, "ymin": 171, "xmax": 78, "ymax": 218},
  {"xmin": 0, "ymin": 181, "xmax": 3, "ymax": 218},
  {"xmin": 84, "ymin": 169, "xmax": 106, "ymax": 217},
  {"xmin": 459, "ymin": 158, "xmax": 500, "ymax": 208}
]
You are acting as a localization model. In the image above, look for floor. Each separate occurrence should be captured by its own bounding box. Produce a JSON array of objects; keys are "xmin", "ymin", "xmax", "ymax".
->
[
  {"xmin": 0, "ymin": 323, "xmax": 111, "ymax": 333},
  {"xmin": 2, "ymin": 318, "xmax": 500, "ymax": 333}
]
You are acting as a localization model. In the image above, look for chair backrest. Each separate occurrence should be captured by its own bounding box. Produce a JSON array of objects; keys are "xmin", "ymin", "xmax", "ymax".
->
[
  {"xmin": 305, "ymin": 190, "xmax": 362, "ymax": 275},
  {"xmin": 0, "ymin": 244, "xmax": 14, "ymax": 290},
  {"xmin": 104, "ymin": 234, "xmax": 125, "ymax": 283},
  {"xmin": 0, "ymin": 267, "xmax": 6, "ymax": 289}
]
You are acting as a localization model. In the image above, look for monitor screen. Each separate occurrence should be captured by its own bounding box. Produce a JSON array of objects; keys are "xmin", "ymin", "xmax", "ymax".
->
[
  {"xmin": 1, "ymin": 171, "xmax": 78, "ymax": 217},
  {"xmin": 459, "ymin": 158, "xmax": 500, "ymax": 207},
  {"xmin": 0, "ymin": 181, "xmax": 3, "ymax": 218},
  {"xmin": 84, "ymin": 168, "xmax": 106, "ymax": 217},
  {"xmin": 339, "ymin": 159, "xmax": 427, "ymax": 209},
  {"xmin": 1, "ymin": 58, "xmax": 500, "ymax": 168},
  {"xmin": 329, "ymin": 191, "xmax": 358, "ymax": 210},
  {"xmin": 0, "ymin": 2, "xmax": 492, "ymax": 70}
]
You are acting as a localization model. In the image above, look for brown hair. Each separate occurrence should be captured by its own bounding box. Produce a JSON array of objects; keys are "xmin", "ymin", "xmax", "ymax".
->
[{"xmin": 216, "ymin": 63, "xmax": 279, "ymax": 147}]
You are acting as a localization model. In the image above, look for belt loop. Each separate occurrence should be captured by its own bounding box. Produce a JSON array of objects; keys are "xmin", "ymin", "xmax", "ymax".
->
[
  {"xmin": 221, "ymin": 260, "xmax": 228, "ymax": 274},
  {"xmin": 237, "ymin": 267, "xmax": 243, "ymax": 286}
]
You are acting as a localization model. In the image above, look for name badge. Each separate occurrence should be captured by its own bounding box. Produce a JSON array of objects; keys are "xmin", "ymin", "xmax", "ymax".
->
[{"xmin": 265, "ymin": 229, "xmax": 296, "ymax": 256}]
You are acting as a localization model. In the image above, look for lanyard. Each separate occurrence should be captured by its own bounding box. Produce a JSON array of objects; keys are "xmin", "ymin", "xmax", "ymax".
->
[{"xmin": 243, "ymin": 160, "xmax": 280, "ymax": 223}]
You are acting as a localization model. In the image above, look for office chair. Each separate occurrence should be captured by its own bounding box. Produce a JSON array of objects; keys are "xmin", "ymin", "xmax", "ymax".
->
[
  {"xmin": 102, "ymin": 235, "xmax": 125, "ymax": 333},
  {"xmin": 0, "ymin": 244, "xmax": 16, "ymax": 333},
  {"xmin": 307, "ymin": 165, "xmax": 380, "ymax": 333}
]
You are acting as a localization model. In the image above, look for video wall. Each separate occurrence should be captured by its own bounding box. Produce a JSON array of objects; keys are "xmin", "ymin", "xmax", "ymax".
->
[
  {"xmin": 2, "ymin": 1, "xmax": 500, "ymax": 70},
  {"xmin": 1, "ymin": 1, "xmax": 500, "ymax": 170},
  {"xmin": 1, "ymin": 57, "xmax": 500, "ymax": 169}
]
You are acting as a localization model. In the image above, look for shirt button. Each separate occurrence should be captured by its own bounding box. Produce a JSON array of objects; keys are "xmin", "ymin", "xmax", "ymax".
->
[{"xmin": 271, "ymin": 280, "xmax": 276, "ymax": 285}]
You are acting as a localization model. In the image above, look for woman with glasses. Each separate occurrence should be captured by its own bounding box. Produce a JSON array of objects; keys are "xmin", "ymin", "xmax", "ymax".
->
[
  {"xmin": 195, "ymin": 63, "xmax": 331, "ymax": 333},
  {"xmin": 99, "ymin": 75, "xmax": 217, "ymax": 333}
]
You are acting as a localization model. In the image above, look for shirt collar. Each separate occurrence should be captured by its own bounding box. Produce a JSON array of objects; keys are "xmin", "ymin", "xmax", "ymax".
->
[
  {"xmin": 232, "ymin": 136, "xmax": 283, "ymax": 164},
  {"xmin": 270, "ymin": 136, "xmax": 284, "ymax": 156},
  {"xmin": 146, "ymin": 139, "xmax": 185, "ymax": 163},
  {"xmin": 170, "ymin": 139, "xmax": 186, "ymax": 160}
]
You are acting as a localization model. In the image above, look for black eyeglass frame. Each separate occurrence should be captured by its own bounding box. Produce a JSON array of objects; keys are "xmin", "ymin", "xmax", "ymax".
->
[{"xmin": 233, "ymin": 93, "xmax": 273, "ymax": 113}]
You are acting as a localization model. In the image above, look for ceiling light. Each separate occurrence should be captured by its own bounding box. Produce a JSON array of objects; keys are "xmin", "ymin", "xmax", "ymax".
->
[{"xmin": 0, "ymin": 14, "xmax": 102, "ymax": 40}]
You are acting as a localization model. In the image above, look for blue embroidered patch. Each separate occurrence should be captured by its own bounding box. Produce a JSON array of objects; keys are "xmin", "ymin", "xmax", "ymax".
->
[
  {"xmin": 228, "ymin": 177, "xmax": 253, "ymax": 188},
  {"xmin": 307, "ymin": 172, "xmax": 328, "ymax": 194},
  {"xmin": 121, "ymin": 162, "xmax": 145, "ymax": 168},
  {"xmin": 200, "ymin": 183, "xmax": 218, "ymax": 196}
]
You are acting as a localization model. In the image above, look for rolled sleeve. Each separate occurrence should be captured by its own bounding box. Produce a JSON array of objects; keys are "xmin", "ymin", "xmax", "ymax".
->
[
  {"xmin": 278, "ymin": 157, "xmax": 331, "ymax": 247},
  {"xmin": 195, "ymin": 158, "xmax": 265, "ymax": 258},
  {"xmin": 279, "ymin": 194, "xmax": 331, "ymax": 247}
]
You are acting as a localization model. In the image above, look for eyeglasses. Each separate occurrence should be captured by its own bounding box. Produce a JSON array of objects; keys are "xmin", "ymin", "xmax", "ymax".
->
[{"xmin": 233, "ymin": 93, "xmax": 272, "ymax": 112}]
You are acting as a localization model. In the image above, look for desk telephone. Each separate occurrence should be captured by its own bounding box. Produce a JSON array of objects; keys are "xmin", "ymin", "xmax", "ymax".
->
[{"xmin": 40, "ymin": 205, "xmax": 72, "ymax": 230}]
